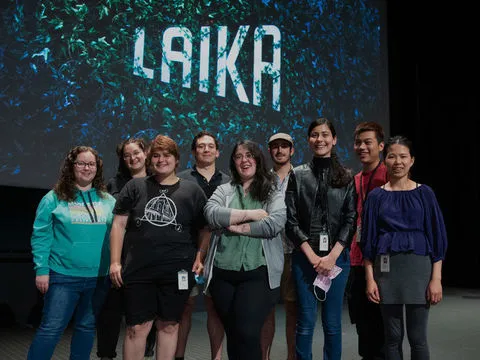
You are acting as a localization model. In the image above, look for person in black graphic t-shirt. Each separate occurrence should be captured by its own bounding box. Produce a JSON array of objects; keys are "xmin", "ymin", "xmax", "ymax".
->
[
  {"xmin": 96, "ymin": 137, "xmax": 157, "ymax": 360},
  {"xmin": 109, "ymin": 135, "xmax": 210, "ymax": 360}
]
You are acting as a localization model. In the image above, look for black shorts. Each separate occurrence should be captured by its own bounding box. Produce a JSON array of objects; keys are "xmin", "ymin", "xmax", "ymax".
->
[{"xmin": 123, "ymin": 269, "xmax": 194, "ymax": 326}]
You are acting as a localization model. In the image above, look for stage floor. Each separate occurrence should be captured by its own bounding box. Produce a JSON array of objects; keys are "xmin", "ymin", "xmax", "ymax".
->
[{"xmin": 1, "ymin": 287, "xmax": 479, "ymax": 360}]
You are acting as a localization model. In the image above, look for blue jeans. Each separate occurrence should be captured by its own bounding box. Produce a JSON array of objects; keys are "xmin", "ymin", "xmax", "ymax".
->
[
  {"xmin": 292, "ymin": 249, "xmax": 350, "ymax": 360},
  {"xmin": 28, "ymin": 271, "xmax": 108, "ymax": 360}
]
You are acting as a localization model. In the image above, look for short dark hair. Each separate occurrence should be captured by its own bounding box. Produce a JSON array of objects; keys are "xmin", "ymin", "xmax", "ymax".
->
[
  {"xmin": 383, "ymin": 135, "xmax": 414, "ymax": 159},
  {"xmin": 149, "ymin": 135, "xmax": 180, "ymax": 162},
  {"xmin": 191, "ymin": 130, "xmax": 219, "ymax": 151},
  {"xmin": 354, "ymin": 121, "xmax": 385, "ymax": 144}
]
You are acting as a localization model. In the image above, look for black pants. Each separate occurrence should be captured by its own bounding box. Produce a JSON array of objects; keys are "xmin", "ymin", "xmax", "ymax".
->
[
  {"xmin": 381, "ymin": 304, "xmax": 430, "ymax": 360},
  {"xmin": 96, "ymin": 284, "xmax": 156, "ymax": 358},
  {"xmin": 209, "ymin": 266, "xmax": 279, "ymax": 360},
  {"xmin": 347, "ymin": 266, "xmax": 385, "ymax": 359}
]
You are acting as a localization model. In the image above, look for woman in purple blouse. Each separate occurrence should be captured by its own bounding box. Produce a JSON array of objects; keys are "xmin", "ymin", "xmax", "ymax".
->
[{"xmin": 361, "ymin": 136, "xmax": 447, "ymax": 360}]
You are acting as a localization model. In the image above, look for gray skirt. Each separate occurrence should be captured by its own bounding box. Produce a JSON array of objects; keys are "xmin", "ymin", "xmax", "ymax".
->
[{"xmin": 374, "ymin": 252, "xmax": 431, "ymax": 304}]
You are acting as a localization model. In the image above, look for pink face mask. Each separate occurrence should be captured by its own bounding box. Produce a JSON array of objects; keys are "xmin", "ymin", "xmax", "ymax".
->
[{"xmin": 313, "ymin": 265, "xmax": 343, "ymax": 301}]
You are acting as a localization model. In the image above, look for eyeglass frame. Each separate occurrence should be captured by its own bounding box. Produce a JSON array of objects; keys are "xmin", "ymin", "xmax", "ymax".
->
[
  {"xmin": 233, "ymin": 152, "xmax": 255, "ymax": 162},
  {"xmin": 74, "ymin": 161, "xmax": 97, "ymax": 168}
]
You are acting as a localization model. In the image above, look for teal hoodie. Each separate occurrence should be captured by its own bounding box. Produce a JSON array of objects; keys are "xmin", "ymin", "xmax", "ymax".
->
[{"xmin": 31, "ymin": 189, "xmax": 116, "ymax": 277}]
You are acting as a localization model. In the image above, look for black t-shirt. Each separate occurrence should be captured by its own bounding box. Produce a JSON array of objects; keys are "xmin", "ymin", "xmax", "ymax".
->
[
  {"xmin": 107, "ymin": 175, "xmax": 131, "ymax": 199},
  {"xmin": 114, "ymin": 176, "xmax": 207, "ymax": 280}
]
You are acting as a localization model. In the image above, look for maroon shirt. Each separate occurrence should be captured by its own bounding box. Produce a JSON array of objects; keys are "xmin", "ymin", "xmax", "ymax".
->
[{"xmin": 350, "ymin": 163, "xmax": 388, "ymax": 266}]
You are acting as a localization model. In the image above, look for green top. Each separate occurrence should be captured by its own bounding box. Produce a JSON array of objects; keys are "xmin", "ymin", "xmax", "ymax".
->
[
  {"xmin": 214, "ymin": 186, "xmax": 266, "ymax": 271},
  {"xmin": 31, "ymin": 189, "xmax": 116, "ymax": 277}
]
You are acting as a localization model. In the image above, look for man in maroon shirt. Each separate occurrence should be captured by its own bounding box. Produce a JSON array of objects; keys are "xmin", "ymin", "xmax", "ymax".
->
[{"xmin": 348, "ymin": 122, "xmax": 388, "ymax": 360}]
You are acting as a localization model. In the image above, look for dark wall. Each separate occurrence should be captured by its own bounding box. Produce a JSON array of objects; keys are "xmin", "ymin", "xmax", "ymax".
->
[
  {"xmin": 0, "ymin": 186, "xmax": 47, "ymax": 254},
  {"xmin": 387, "ymin": 1, "xmax": 479, "ymax": 287},
  {"xmin": 0, "ymin": 186, "xmax": 47, "ymax": 327}
]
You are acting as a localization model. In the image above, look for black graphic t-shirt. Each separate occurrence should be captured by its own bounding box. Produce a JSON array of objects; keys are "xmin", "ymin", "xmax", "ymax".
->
[{"xmin": 114, "ymin": 176, "xmax": 207, "ymax": 280}]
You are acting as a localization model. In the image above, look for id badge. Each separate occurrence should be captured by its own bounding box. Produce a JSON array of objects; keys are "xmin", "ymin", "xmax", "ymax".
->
[
  {"xmin": 178, "ymin": 269, "xmax": 189, "ymax": 290},
  {"xmin": 356, "ymin": 223, "xmax": 362, "ymax": 243},
  {"xmin": 319, "ymin": 232, "xmax": 329, "ymax": 251},
  {"xmin": 380, "ymin": 255, "xmax": 390, "ymax": 273}
]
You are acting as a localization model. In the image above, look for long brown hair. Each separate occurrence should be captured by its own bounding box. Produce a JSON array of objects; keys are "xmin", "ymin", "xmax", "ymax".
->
[
  {"xmin": 115, "ymin": 137, "xmax": 149, "ymax": 179},
  {"xmin": 54, "ymin": 146, "xmax": 107, "ymax": 201},
  {"xmin": 229, "ymin": 140, "xmax": 274, "ymax": 203}
]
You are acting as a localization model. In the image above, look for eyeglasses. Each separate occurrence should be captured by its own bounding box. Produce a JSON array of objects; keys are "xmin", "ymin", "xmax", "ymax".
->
[
  {"xmin": 123, "ymin": 150, "xmax": 143, "ymax": 160},
  {"xmin": 269, "ymin": 143, "xmax": 291, "ymax": 150},
  {"xmin": 74, "ymin": 161, "xmax": 97, "ymax": 168},
  {"xmin": 233, "ymin": 152, "xmax": 254, "ymax": 162}
]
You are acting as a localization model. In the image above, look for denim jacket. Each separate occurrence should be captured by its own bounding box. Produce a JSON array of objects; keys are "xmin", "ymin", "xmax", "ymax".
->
[{"xmin": 203, "ymin": 183, "xmax": 286, "ymax": 290}]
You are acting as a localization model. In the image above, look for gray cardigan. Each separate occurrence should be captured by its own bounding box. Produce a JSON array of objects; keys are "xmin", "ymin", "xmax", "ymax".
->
[{"xmin": 203, "ymin": 182, "xmax": 286, "ymax": 290}]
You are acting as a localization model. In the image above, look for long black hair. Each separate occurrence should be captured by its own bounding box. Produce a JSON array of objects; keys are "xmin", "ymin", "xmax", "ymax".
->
[
  {"xmin": 308, "ymin": 118, "xmax": 352, "ymax": 188},
  {"xmin": 229, "ymin": 140, "xmax": 274, "ymax": 203}
]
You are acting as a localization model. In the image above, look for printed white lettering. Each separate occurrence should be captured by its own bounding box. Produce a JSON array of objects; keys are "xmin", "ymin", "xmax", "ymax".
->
[{"xmin": 133, "ymin": 25, "xmax": 281, "ymax": 112}]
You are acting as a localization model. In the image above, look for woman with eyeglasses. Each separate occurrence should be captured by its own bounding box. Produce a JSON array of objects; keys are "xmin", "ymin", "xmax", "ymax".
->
[
  {"xmin": 28, "ymin": 146, "xmax": 116, "ymax": 360},
  {"xmin": 96, "ymin": 137, "xmax": 157, "ymax": 360},
  {"xmin": 285, "ymin": 118, "xmax": 357, "ymax": 360},
  {"xmin": 203, "ymin": 140, "xmax": 286, "ymax": 360},
  {"xmin": 107, "ymin": 137, "xmax": 149, "ymax": 198}
]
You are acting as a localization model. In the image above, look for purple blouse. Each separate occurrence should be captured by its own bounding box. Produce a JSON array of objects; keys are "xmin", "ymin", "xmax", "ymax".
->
[{"xmin": 361, "ymin": 184, "xmax": 447, "ymax": 262}]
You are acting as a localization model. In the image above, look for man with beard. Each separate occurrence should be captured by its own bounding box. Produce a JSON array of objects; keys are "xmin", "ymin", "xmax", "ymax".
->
[
  {"xmin": 261, "ymin": 133, "xmax": 296, "ymax": 360},
  {"xmin": 176, "ymin": 130, "xmax": 230, "ymax": 360}
]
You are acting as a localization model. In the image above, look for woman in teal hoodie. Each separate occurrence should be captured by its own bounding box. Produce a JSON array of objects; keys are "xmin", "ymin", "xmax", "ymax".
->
[{"xmin": 28, "ymin": 146, "xmax": 116, "ymax": 360}]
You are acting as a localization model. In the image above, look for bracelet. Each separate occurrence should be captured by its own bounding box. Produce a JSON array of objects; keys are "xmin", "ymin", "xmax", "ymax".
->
[{"xmin": 198, "ymin": 248, "xmax": 207, "ymax": 253}]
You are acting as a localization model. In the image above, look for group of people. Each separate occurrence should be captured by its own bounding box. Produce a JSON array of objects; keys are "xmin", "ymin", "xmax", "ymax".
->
[{"xmin": 27, "ymin": 119, "xmax": 448, "ymax": 360}]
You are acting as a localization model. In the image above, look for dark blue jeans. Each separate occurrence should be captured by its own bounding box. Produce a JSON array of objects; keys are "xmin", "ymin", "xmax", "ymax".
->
[
  {"xmin": 292, "ymin": 249, "xmax": 350, "ymax": 360},
  {"xmin": 28, "ymin": 271, "xmax": 108, "ymax": 360}
]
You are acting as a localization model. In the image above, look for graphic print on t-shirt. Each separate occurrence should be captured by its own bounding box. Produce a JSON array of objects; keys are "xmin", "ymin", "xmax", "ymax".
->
[{"xmin": 141, "ymin": 190, "xmax": 182, "ymax": 231}]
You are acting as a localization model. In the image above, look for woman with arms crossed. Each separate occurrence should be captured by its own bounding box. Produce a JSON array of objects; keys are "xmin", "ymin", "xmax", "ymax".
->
[{"xmin": 203, "ymin": 140, "xmax": 286, "ymax": 360}]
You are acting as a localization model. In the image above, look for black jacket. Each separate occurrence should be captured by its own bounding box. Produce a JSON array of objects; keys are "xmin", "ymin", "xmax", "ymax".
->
[{"xmin": 285, "ymin": 158, "xmax": 357, "ymax": 254}]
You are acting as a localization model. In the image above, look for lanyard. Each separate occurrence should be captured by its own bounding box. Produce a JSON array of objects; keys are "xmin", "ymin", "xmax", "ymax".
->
[
  {"xmin": 359, "ymin": 161, "xmax": 381, "ymax": 206},
  {"xmin": 80, "ymin": 192, "xmax": 98, "ymax": 223}
]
